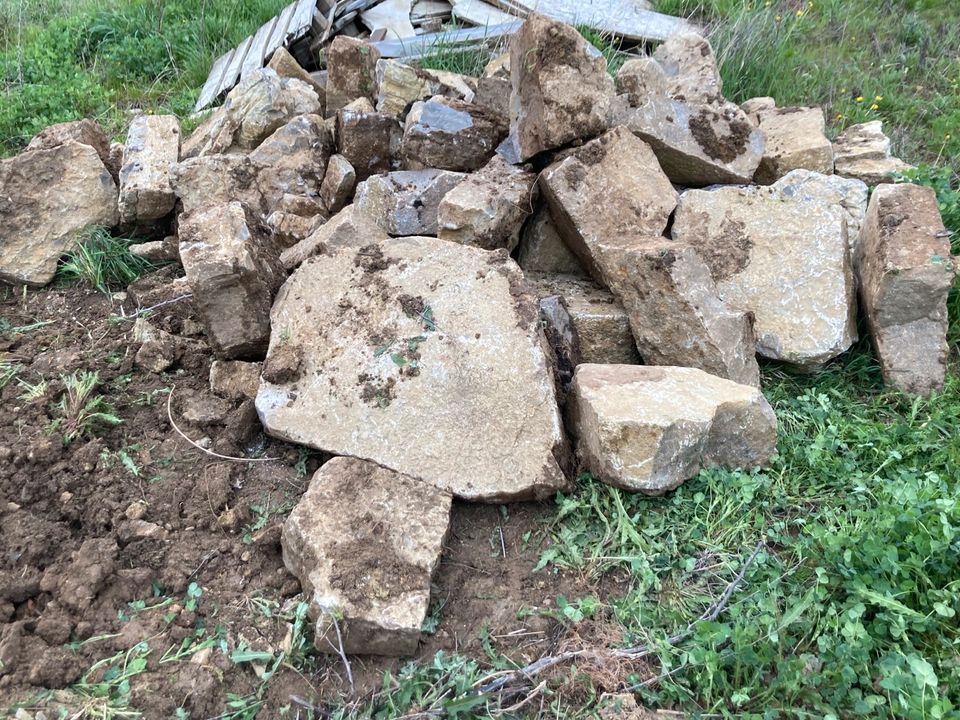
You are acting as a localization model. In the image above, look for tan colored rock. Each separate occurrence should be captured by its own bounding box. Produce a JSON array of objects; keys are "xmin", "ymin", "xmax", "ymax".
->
[
  {"xmin": 179, "ymin": 202, "xmax": 284, "ymax": 358},
  {"xmin": 740, "ymin": 96, "xmax": 776, "ymax": 123},
  {"xmin": 833, "ymin": 120, "xmax": 914, "ymax": 186},
  {"xmin": 27, "ymin": 119, "xmax": 111, "ymax": 169},
  {"xmin": 282, "ymin": 456, "xmax": 451, "ymax": 656},
  {"xmin": 0, "ymin": 142, "xmax": 118, "ymax": 286},
  {"xmin": 776, "ymin": 169, "xmax": 868, "ymax": 257},
  {"xmin": 568, "ymin": 364, "xmax": 777, "ymax": 494},
  {"xmin": 107, "ymin": 141, "xmax": 124, "ymax": 181},
  {"xmin": 129, "ymin": 235, "xmax": 179, "ymax": 262},
  {"xmin": 268, "ymin": 47, "xmax": 326, "ymax": 112},
  {"xmin": 754, "ymin": 106, "xmax": 833, "ymax": 184},
  {"xmin": 516, "ymin": 206, "xmax": 588, "ymax": 276},
  {"xmin": 256, "ymin": 238, "xmax": 568, "ymax": 501},
  {"xmin": 355, "ymin": 169, "xmax": 465, "ymax": 236},
  {"xmin": 483, "ymin": 52, "xmax": 510, "ymax": 79},
  {"xmin": 280, "ymin": 204, "xmax": 387, "ymax": 271},
  {"xmin": 437, "ymin": 156, "xmax": 535, "ymax": 250},
  {"xmin": 509, "ymin": 13, "xmax": 613, "ymax": 161},
  {"xmin": 248, "ymin": 113, "xmax": 333, "ymax": 209},
  {"xmin": 474, "ymin": 75, "xmax": 511, "ymax": 120},
  {"xmin": 320, "ymin": 154, "xmax": 356, "ymax": 213},
  {"xmin": 858, "ymin": 183, "xmax": 955, "ymax": 395},
  {"xmin": 325, "ymin": 36, "xmax": 381, "ymax": 117},
  {"xmin": 118, "ymin": 115, "xmax": 181, "ymax": 224},
  {"xmin": 210, "ymin": 360, "xmax": 262, "ymax": 401},
  {"xmin": 335, "ymin": 99, "xmax": 401, "ymax": 181},
  {"xmin": 266, "ymin": 210, "xmax": 326, "ymax": 249},
  {"xmin": 402, "ymin": 96, "xmax": 508, "ymax": 172},
  {"xmin": 673, "ymin": 175, "xmax": 856, "ymax": 367},
  {"xmin": 172, "ymin": 154, "xmax": 265, "ymax": 217},
  {"xmin": 652, "ymin": 32, "xmax": 723, "ymax": 103},
  {"xmin": 374, "ymin": 59, "xmax": 475, "ymax": 119}
]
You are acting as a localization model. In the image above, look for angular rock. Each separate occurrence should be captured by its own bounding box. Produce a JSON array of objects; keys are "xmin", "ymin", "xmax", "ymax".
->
[
  {"xmin": 753, "ymin": 106, "xmax": 833, "ymax": 184},
  {"xmin": 129, "ymin": 235, "xmax": 179, "ymax": 262},
  {"xmin": 267, "ymin": 210, "xmax": 326, "ymax": 249},
  {"xmin": 107, "ymin": 142, "xmax": 124, "ymax": 182},
  {"xmin": 652, "ymin": 32, "xmax": 723, "ymax": 103},
  {"xmin": 484, "ymin": 52, "xmax": 510, "ymax": 79},
  {"xmin": 740, "ymin": 96, "xmax": 776, "ymax": 122},
  {"xmin": 474, "ymin": 75, "xmax": 511, "ymax": 120},
  {"xmin": 268, "ymin": 47, "xmax": 326, "ymax": 112},
  {"xmin": 509, "ymin": 13, "xmax": 613, "ymax": 161},
  {"xmin": 858, "ymin": 183, "xmax": 955, "ymax": 395},
  {"xmin": 179, "ymin": 202, "xmax": 285, "ymax": 358},
  {"xmin": 776, "ymin": 169, "xmax": 868, "ymax": 257},
  {"xmin": 673, "ymin": 176, "xmax": 856, "ymax": 367},
  {"xmin": 374, "ymin": 59, "xmax": 475, "ymax": 119},
  {"xmin": 0, "ymin": 142, "xmax": 118, "ymax": 286},
  {"xmin": 355, "ymin": 169, "xmax": 465, "ymax": 236},
  {"xmin": 320, "ymin": 154, "xmax": 356, "ymax": 213},
  {"xmin": 282, "ymin": 456, "xmax": 451, "ymax": 656},
  {"xmin": 325, "ymin": 36, "xmax": 381, "ymax": 117},
  {"xmin": 402, "ymin": 97, "xmax": 508, "ymax": 171},
  {"xmin": 248, "ymin": 113, "xmax": 333, "ymax": 208},
  {"xmin": 210, "ymin": 360, "xmax": 262, "ymax": 401},
  {"xmin": 833, "ymin": 120, "xmax": 914, "ymax": 186},
  {"xmin": 335, "ymin": 99, "xmax": 401, "ymax": 181},
  {"xmin": 437, "ymin": 156, "xmax": 535, "ymax": 250},
  {"xmin": 256, "ymin": 238, "xmax": 568, "ymax": 501},
  {"xmin": 280, "ymin": 204, "xmax": 387, "ymax": 271},
  {"xmin": 27, "ymin": 119, "xmax": 111, "ymax": 169},
  {"xmin": 172, "ymin": 154, "xmax": 265, "ymax": 216},
  {"xmin": 118, "ymin": 115, "xmax": 181, "ymax": 224},
  {"xmin": 568, "ymin": 364, "xmax": 777, "ymax": 494},
  {"xmin": 516, "ymin": 206, "xmax": 588, "ymax": 276}
]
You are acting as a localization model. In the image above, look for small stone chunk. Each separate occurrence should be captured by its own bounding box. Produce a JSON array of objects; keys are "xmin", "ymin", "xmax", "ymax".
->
[
  {"xmin": 335, "ymin": 99, "xmax": 401, "ymax": 181},
  {"xmin": 355, "ymin": 169, "xmax": 465, "ymax": 236},
  {"xmin": 374, "ymin": 59, "xmax": 475, "ymax": 119},
  {"xmin": 516, "ymin": 206, "xmax": 588, "ymax": 277},
  {"xmin": 118, "ymin": 114, "xmax": 181, "ymax": 224},
  {"xmin": 568, "ymin": 364, "xmax": 777, "ymax": 494},
  {"xmin": 753, "ymin": 106, "xmax": 833, "ymax": 184},
  {"xmin": 172, "ymin": 155, "xmax": 265, "ymax": 217},
  {"xmin": 248, "ymin": 113, "xmax": 333, "ymax": 209},
  {"xmin": 210, "ymin": 360, "xmax": 262, "ymax": 401},
  {"xmin": 833, "ymin": 120, "xmax": 914, "ymax": 186},
  {"xmin": 320, "ymin": 154, "xmax": 357, "ymax": 213},
  {"xmin": 776, "ymin": 169, "xmax": 868, "ymax": 258},
  {"xmin": 27, "ymin": 119, "xmax": 111, "ymax": 169},
  {"xmin": 280, "ymin": 204, "xmax": 387, "ymax": 271},
  {"xmin": 268, "ymin": 47, "xmax": 326, "ymax": 112},
  {"xmin": 402, "ymin": 96, "xmax": 508, "ymax": 171},
  {"xmin": 325, "ymin": 36, "xmax": 381, "ymax": 117},
  {"xmin": 282, "ymin": 456, "xmax": 452, "ymax": 656},
  {"xmin": 740, "ymin": 96, "xmax": 776, "ymax": 123}
]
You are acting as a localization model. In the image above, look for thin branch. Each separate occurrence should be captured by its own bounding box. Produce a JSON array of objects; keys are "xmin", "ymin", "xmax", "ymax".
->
[
  {"xmin": 326, "ymin": 613, "xmax": 355, "ymax": 695},
  {"xmin": 117, "ymin": 293, "xmax": 193, "ymax": 321}
]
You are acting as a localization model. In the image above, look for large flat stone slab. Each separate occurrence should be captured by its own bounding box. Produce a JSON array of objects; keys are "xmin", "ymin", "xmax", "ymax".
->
[{"xmin": 256, "ymin": 237, "xmax": 568, "ymax": 501}]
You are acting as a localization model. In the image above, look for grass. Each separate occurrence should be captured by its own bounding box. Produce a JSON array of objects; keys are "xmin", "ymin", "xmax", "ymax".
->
[{"xmin": 56, "ymin": 227, "xmax": 157, "ymax": 295}]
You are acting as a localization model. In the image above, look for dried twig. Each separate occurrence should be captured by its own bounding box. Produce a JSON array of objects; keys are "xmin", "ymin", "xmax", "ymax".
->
[
  {"xmin": 326, "ymin": 612, "xmax": 355, "ymax": 694},
  {"xmin": 118, "ymin": 293, "xmax": 193, "ymax": 321}
]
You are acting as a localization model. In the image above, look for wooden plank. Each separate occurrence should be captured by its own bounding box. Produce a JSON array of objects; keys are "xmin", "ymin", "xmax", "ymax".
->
[
  {"xmin": 411, "ymin": 0, "xmax": 452, "ymax": 21},
  {"xmin": 264, "ymin": 3, "xmax": 299, "ymax": 54},
  {"xmin": 195, "ymin": 49, "xmax": 235, "ymax": 111},
  {"xmin": 291, "ymin": 0, "xmax": 320, "ymax": 33},
  {"xmin": 220, "ymin": 35, "xmax": 254, "ymax": 94},
  {"xmin": 371, "ymin": 20, "xmax": 522, "ymax": 58},
  {"xmin": 450, "ymin": 0, "xmax": 518, "ymax": 27},
  {"xmin": 241, "ymin": 15, "xmax": 281, "ymax": 76}
]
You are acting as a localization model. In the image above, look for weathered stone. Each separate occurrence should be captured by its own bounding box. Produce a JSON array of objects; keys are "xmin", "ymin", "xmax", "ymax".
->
[
  {"xmin": 858, "ymin": 183, "xmax": 955, "ymax": 395},
  {"xmin": 402, "ymin": 97, "xmax": 508, "ymax": 172},
  {"xmin": 474, "ymin": 75, "xmax": 511, "ymax": 121},
  {"xmin": 172, "ymin": 154, "xmax": 265, "ymax": 216},
  {"xmin": 256, "ymin": 237, "xmax": 568, "ymax": 501},
  {"xmin": 179, "ymin": 202, "xmax": 284, "ymax": 358},
  {"xmin": 280, "ymin": 204, "xmax": 387, "ymax": 270},
  {"xmin": 740, "ymin": 96, "xmax": 776, "ymax": 123},
  {"xmin": 118, "ymin": 115, "xmax": 181, "ymax": 224},
  {"xmin": 776, "ymin": 169, "xmax": 868, "ymax": 257},
  {"xmin": 320, "ymin": 154, "xmax": 356, "ymax": 212},
  {"xmin": 483, "ymin": 52, "xmax": 510, "ymax": 79},
  {"xmin": 129, "ymin": 235, "xmax": 179, "ymax": 262},
  {"xmin": 266, "ymin": 210, "xmax": 326, "ymax": 249},
  {"xmin": 509, "ymin": 13, "xmax": 613, "ymax": 161},
  {"xmin": 210, "ymin": 360, "xmax": 262, "ymax": 401},
  {"xmin": 516, "ymin": 206, "xmax": 588, "ymax": 276},
  {"xmin": 0, "ymin": 142, "xmax": 118, "ymax": 286},
  {"xmin": 27, "ymin": 119, "xmax": 111, "ymax": 169},
  {"xmin": 133, "ymin": 317, "xmax": 181, "ymax": 373},
  {"xmin": 282, "ymin": 456, "xmax": 451, "ymax": 656},
  {"xmin": 248, "ymin": 113, "xmax": 333, "ymax": 208},
  {"xmin": 652, "ymin": 32, "xmax": 723, "ymax": 103},
  {"xmin": 754, "ymin": 106, "xmax": 833, "ymax": 184},
  {"xmin": 568, "ymin": 364, "xmax": 777, "ymax": 494},
  {"xmin": 374, "ymin": 59, "xmax": 475, "ymax": 119},
  {"xmin": 673, "ymin": 175, "xmax": 856, "ymax": 367},
  {"xmin": 335, "ymin": 99, "xmax": 401, "ymax": 181},
  {"xmin": 355, "ymin": 169, "xmax": 465, "ymax": 236},
  {"xmin": 107, "ymin": 142, "xmax": 125, "ymax": 182},
  {"xmin": 833, "ymin": 120, "xmax": 914, "ymax": 186},
  {"xmin": 325, "ymin": 36, "xmax": 381, "ymax": 116},
  {"xmin": 437, "ymin": 156, "xmax": 535, "ymax": 250},
  {"xmin": 268, "ymin": 47, "xmax": 326, "ymax": 112}
]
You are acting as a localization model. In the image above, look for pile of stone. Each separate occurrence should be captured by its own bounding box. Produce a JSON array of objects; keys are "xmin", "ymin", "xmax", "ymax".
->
[{"xmin": 0, "ymin": 14, "xmax": 954, "ymax": 657}]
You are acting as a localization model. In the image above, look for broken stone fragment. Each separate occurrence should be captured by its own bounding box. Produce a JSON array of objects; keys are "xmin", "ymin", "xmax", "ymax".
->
[
  {"xmin": 266, "ymin": 210, "xmax": 326, "ymax": 249},
  {"xmin": 210, "ymin": 360, "xmax": 262, "ymax": 401},
  {"xmin": 740, "ymin": 96, "xmax": 776, "ymax": 123},
  {"xmin": 473, "ymin": 75, "xmax": 511, "ymax": 121},
  {"xmin": 652, "ymin": 32, "xmax": 724, "ymax": 103},
  {"xmin": 268, "ymin": 47, "xmax": 326, "ymax": 113},
  {"xmin": 355, "ymin": 169, "xmax": 465, "ymax": 236},
  {"xmin": 509, "ymin": 13, "xmax": 613, "ymax": 161},
  {"xmin": 374, "ymin": 59, "xmax": 475, "ymax": 119},
  {"xmin": 129, "ymin": 235, "xmax": 179, "ymax": 263},
  {"xmin": 118, "ymin": 114, "xmax": 181, "ymax": 225},
  {"xmin": 280, "ymin": 204, "xmax": 387, "ymax": 271},
  {"xmin": 256, "ymin": 237, "xmax": 569, "ymax": 501},
  {"xmin": 320, "ymin": 154, "xmax": 357, "ymax": 213},
  {"xmin": 133, "ymin": 316, "xmax": 182, "ymax": 373},
  {"xmin": 516, "ymin": 206, "xmax": 588, "ymax": 277},
  {"xmin": 437, "ymin": 155, "xmax": 535, "ymax": 250},
  {"xmin": 172, "ymin": 154, "xmax": 266, "ymax": 217},
  {"xmin": 335, "ymin": 99, "xmax": 401, "ymax": 181},
  {"xmin": 568, "ymin": 364, "xmax": 777, "ymax": 494},
  {"xmin": 325, "ymin": 36, "xmax": 381, "ymax": 117},
  {"xmin": 248, "ymin": 113, "xmax": 333, "ymax": 209},
  {"xmin": 282, "ymin": 456, "xmax": 451, "ymax": 656},
  {"xmin": 402, "ymin": 96, "xmax": 508, "ymax": 172},
  {"xmin": 484, "ymin": 52, "xmax": 510, "ymax": 79},
  {"xmin": 833, "ymin": 120, "xmax": 914, "ymax": 186},
  {"xmin": 0, "ymin": 141, "xmax": 118, "ymax": 286},
  {"xmin": 673, "ymin": 174, "xmax": 857, "ymax": 367},
  {"xmin": 776, "ymin": 169, "xmax": 868, "ymax": 258},
  {"xmin": 27, "ymin": 119, "xmax": 112, "ymax": 169},
  {"xmin": 179, "ymin": 202, "xmax": 285, "ymax": 359},
  {"xmin": 858, "ymin": 183, "xmax": 955, "ymax": 395},
  {"xmin": 753, "ymin": 106, "xmax": 833, "ymax": 184}
]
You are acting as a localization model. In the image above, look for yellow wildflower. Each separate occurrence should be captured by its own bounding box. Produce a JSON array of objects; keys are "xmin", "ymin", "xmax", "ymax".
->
[
  {"xmin": 855, "ymin": 96, "xmax": 864, "ymax": 103},
  {"xmin": 870, "ymin": 103, "xmax": 879, "ymax": 110},
  {"xmin": 875, "ymin": 95, "xmax": 883, "ymax": 101}
]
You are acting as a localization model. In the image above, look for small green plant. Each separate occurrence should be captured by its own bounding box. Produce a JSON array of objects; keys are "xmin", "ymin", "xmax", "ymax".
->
[
  {"xmin": 70, "ymin": 641, "xmax": 152, "ymax": 718},
  {"xmin": 0, "ymin": 360, "xmax": 22, "ymax": 389},
  {"xmin": 52, "ymin": 369, "xmax": 122, "ymax": 443},
  {"xmin": 57, "ymin": 227, "xmax": 155, "ymax": 295},
  {"xmin": 16, "ymin": 375, "xmax": 48, "ymax": 403}
]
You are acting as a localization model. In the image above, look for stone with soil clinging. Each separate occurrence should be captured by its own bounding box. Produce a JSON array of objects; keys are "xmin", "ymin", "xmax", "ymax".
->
[
  {"xmin": 568, "ymin": 364, "xmax": 777, "ymax": 494},
  {"xmin": 833, "ymin": 120, "xmax": 914, "ymax": 186},
  {"xmin": 282, "ymin": 456, "xmax": 451, "ymax": 656},
  {"xmin": 753, "ymin": 106, "xmax": 833, "ymax": 184},
  {"xmin": 268, "ymin": 47, "xmax": 326, "ymax": 112},
  {"xmin": 325, "ymin": 36, "xmax": 381, "ymax": 117},
  {"xmin": 118, "ymin": 115, "xmax": 181, "ymax": 224},
  {"xmin": 355, "ymin": 169, "xmax": 465, "ymax": 236},
  {"xmin": 280, "ymin": 204, "xmax": 388, "ymax": 271},
  {"xmin": 335, "ymin": 100, "xmax": 400, "ymax": 181},
  {"xmin": 402, "ymin": 96, "xmax": 507, "ymax": 171},
  {"xmin": 320, "ymin": 154, "xmax": 356, "ymax": 213},
  {"xmin": 374, "ymin": 59, "xmax": 475, "ymax": 119},
  {"xmin": 27, "ymin": 119, "xmax": 111, "ymax": 169}
]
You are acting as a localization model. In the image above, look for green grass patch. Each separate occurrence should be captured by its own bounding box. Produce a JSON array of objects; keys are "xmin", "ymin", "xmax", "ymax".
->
[{"xmin": 56, "ymin": 227, "xmax": 156, "ymax": 295}]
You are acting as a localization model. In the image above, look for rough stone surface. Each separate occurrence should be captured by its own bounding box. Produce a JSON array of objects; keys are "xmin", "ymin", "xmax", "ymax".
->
[
  {"xmin": 754, "ymin": 106, "xmax": 833, "ymax": 184},
  {"xmin": 740, "ymin": 96, "xmax": 776, "ymax": 122},
  {"xmin": 210, "ymin": 360, "xmax": 263, "ymax": 401},
  {"xmin": 268, "ymin": 47, "xmax": 326, "ymax": 112},
  {"xmin": 179, "ymin": 202, "xmax": 285, "ymax": 358},
  {"xmin": 325, "ymin": 36, "xmax": 381, "ymax": 117},
  {"xmin": 26, "ymin": 119, "xmax": 111, "ymax": 169},
  {"xmin": 858, "ymin": 183, "xmax": 955, "ymax": 395},
  {"xmin": 335, "ymin": 100, "xmax": 401, "ymax": 181},
  {"xmin": 474, "ymin": 76, "xmax": 511, "ymax": 121},
  {"xmin": 509, "ymin": 13, "xmax": 613, "ymax": 161},
  {"xmin": 282, "ymin": 456, "xmax": 451, "ymax": 656},
  {"xmin": 256, "ymin": 237, "xmax": 568, "ymax": 501},
  {"xmin": 652, "ymin": 32, "xmax": 723, "ymax": 103},
  {"xmin": 374, "ymin": 59, "xmax": 474, "ymax": 118},
  {"xmin": 0, "ymin": 142, "xmax": 118, "ymax": 286},
  {"xmin": 568, "ymin": 364, "xmax": 777, "ymax": 494},
  {"xmin": 172, "ymin": 155, "xmax": 265, "ymax": 217},
  {"xmin": 248, "ymin": 113, "xmax": 333, "ymax": 209},
  {"xmin": 355, "ymin": 169, "xmax": 465, "ymax": 236},
  {"xmin": 516, "ymin": 206, "xmax": 588, "ymax": 276},
  {"xmin": 673, "ymin": 176, "xmax": 856, "ymax": 367},
  {"xmin": 402, "ymin": 97, "xmax": 508, "ymax": 171},
  {"xmin": 776, "ymin": 169, "xmax": 868, "ymax": 257},
  {"xmin": 118, "ymin": 115, "xmax": 181, "ymax": 224},
  {"xmin": 436, "ymin": 156, "xmax": 535, "ymax": 250},
  {"xmin": 280, "ymin": 204, "xmax": 387, "ymax": 270},
  {"xmin": 320, "ymin": 154, "xmax": 356, "ymax": 213},
  {"xmin": 833, "ymin": 120, "xmax": 914, "ymax": 185}
]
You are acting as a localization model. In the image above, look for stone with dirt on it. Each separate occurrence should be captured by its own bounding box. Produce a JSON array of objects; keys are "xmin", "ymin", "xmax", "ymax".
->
[
  {"xmin": 508, "ymin": 13, "xmax": 614, "ymax": 161},
  {"xmin": 27, "ymin": 118, "xmax": 112, "ymax": 169},
  {"xmin": 172, "ymin": 154, "xmax": 266, "ymax": 217},
  {"xmin": 325, "ymin": 36, "xmax": 381, "ymax": 117},
  {"xmin": 0, "ymin": 141, "xmax": 118, "ymax": 286},
  {"xmin": 335, "ymin": 98, "xmax": 401, "ymax": 181},
  {"xmin": 516, "ymin": 206, "xmax": 588, "ymax": 277},
  {"xmin": 355, "ymin": 169, "xmax": 465, "ymax": 236},
  {"xmin": 740, "ymin": 96, "xmax": 776, "ymax": 123},
  {"xmin": 436, "ymin": 155, "xmax": 536, "ymax": 250},
  {"xmin": 672, "ymin": 172, "xmax": 857, "ymax": 367},
  {"xmin": 753, "ymin": 105, "xmax": 833, "ymax": 184},
  {"xmin": 56, "ymin": 538, "xmax": 118, "ymax": 612},
  {"xmin": 320, "ymin": 153, "xmax": 357, "ymax": 213},
  {"xmin": 179, "ymin": 202, "xmax": 285, "ymax": 359},
  {"xmin": 282, "ymin": 456, "xmax": 451, "ymax": 656},
  {"xmin": 858, "ymin": 183, "xmax": 956, "ymax": 396},
  {"xmin": 266, "ymin": 207, "xmax": 326, "ymax": 249},
  {"xmin": 248, "ymin": 113, "xmax": 333, "ymax": 209},
  {"xmin": 568, "ymin": 364, "xmax": 777, "ymax": 495},
  {"xmin": 268, "ymin": 46, "xmax": 326, "ymax": 113},
  {"xmin": 652, "ymin": 31, "xmax": 724, "ymax": 103},
  {"xmin": 775, "ymin": 169, "xmax": 868, "ymax": 258},
  {"xmin": 210, "ymin": 360, "xmax": 263, "ymax": 401},
  {"xmin": 133, "ymin": 316, "xmax": 183, "ymax": 373},
  {"xmin": 280, "ymin": 204, "xmax": 388, "ymax": 271},
  {"xmin": 374, "ymin": 59, "xmax": 475, "ymax": 119},
  {"xmin": 118, "ymin": 114, "xmax": 181, "ymax": 225},
  {"xmin": 256, "ymin": 237, "xmax": 569, "ymax": 502},
  {"xmin": 402, "ymin": 96, "xmax": 508, "ymax": 172},
  {"xmin": 833, "ymin": 120, "xmax": 914, "ymax": 186},
  {"xmin": 129, "ymin": 235, "xmax": 179, "ymax": 263}
]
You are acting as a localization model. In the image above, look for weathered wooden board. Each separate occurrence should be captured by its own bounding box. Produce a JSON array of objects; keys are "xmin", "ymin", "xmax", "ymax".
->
[
  {"xmin": 371, "ymin": 20, "xmax": 522, "ymax": 58},
  {"xmin": 450, "ymin": 0, "xmax": 518, "ymax": 27}
]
